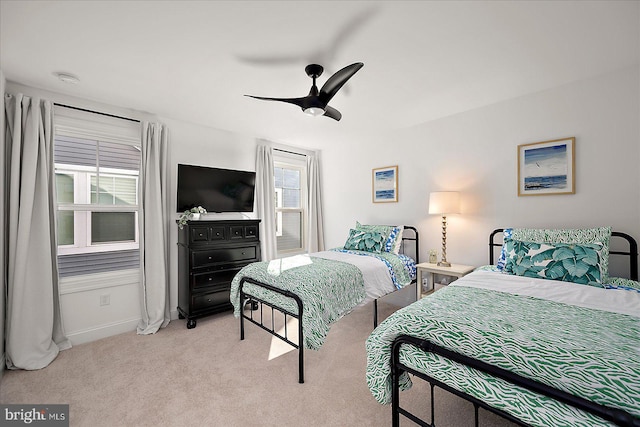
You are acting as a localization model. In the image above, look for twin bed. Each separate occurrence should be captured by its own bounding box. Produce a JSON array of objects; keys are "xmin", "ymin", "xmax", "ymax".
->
[
  {"xmin": 367, "ymin": 227, "xmax": 640, "ymax": 427},
  {"xmin": 230, "ymin": 223, "xmax": 418, "ymax": 383},
  {"xmin": 229, "ymin": 224, "xmax": 639, "ymax": 426}
]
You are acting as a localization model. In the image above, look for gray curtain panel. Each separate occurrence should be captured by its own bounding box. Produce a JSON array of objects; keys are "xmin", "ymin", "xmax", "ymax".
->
[
  {"xmin": 306, "ymin": 152, "xmax": 325, "ymax": 253},
  {"xmin": 4, "ymin": 93, "xmax": 70, "ymax": 370},
  {"xmin": 0, "ymin": 72, "xmax": 6, "ymax": 377},
  {"xmin": 137, "ymin": 122, "xmax": 171, "ymax": 335},
  {"xmin": 255, "ymin": 144, "xmax": 277, "ymax": 261}
]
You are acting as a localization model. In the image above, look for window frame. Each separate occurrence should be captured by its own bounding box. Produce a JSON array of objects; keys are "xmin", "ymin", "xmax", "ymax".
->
[
  {"xmin": 56, "ymin": 165, "xmax": 140, "ymax": 255},
  {"xmin": 273, "ymin": 152, "xmax": 308, "ymax": 256},
  {"xmin": 53, "ymin": 107, "xmax": 142, "ymax": 263}
]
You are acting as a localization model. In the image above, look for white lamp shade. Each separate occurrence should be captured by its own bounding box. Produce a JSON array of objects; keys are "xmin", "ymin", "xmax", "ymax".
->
[{"xmin": 428, "ymin": 191, "xmax": 460, "ymax": 215}]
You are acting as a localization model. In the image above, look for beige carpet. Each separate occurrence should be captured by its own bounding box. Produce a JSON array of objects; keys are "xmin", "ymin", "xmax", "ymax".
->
[{"xmin": 0, "ymin": 300, "xmax": 517, "ymax": 427}]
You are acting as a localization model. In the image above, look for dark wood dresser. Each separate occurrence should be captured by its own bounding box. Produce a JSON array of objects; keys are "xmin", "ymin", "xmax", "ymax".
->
[{"xmin": 177, "ymin": 219, "xmax": 261, "ymax": 328}]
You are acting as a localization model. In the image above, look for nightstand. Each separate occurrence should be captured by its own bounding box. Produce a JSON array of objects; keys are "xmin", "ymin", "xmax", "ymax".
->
[{"xmin": 416, "ymin": 262, "xmax": 475, "ymax": 299}]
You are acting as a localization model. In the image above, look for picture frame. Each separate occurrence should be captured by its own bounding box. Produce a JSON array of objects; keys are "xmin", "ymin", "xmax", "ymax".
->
[
  {"xmin": 517, "ymin": 137, "xmax": 575, "ymax": 196},
  {"xmin": 372, "ymin": 165, "xmax": 398, "ymax": 203}
]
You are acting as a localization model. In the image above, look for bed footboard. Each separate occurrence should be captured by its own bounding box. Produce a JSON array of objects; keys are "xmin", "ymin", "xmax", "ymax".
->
[
  {"xmin": 238, "ymin": 277, "xmax": 305, "ymax": 383},
  {"xmin": 391, "ymin": 335, "xmax": 640, "ymax": 427}
]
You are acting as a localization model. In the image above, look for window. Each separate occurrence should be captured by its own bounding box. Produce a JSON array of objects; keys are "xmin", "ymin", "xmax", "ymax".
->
[
  {"xmin": 274, "ymin": 151, "xmax": 307, "ymax": 255},
  {"xmin": 54, "ymin": 109, "xmax": 141, "ymax": 277}
]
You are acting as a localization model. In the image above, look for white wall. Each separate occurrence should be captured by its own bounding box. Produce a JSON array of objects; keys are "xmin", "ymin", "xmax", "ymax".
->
[
  {"xmin": 161, "ymin": 117, "xmax": 259, "ymax": 318},
  {"xmin": 321, "ymin": 65, "xmax": 640, "ymax": 278}
]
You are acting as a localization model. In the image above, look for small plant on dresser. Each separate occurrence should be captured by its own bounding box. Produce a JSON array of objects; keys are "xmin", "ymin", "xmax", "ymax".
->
[{"xmin": 177, "ymin": 206, "xmax": 207, "ymax": 229}]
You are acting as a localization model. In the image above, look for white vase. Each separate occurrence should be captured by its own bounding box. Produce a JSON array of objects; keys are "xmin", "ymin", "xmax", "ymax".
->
[{"xmin": 191, "ymin": 213, "xmax": 200, "ymax": 220}]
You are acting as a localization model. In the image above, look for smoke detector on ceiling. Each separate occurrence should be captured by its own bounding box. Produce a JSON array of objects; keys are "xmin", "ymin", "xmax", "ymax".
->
[{"xmin": 53, "ymin": 72, "xmax": 80, "ymax": 84}]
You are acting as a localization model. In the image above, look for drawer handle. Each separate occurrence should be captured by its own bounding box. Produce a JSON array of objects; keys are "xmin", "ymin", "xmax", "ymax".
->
[
  {"xmin": 208, "ymin": 277, "xmax": 212, "ymax": 281},
  {"xmin": 216, "ymin": 232, "xmax": 220, "ymax": 236},
  {"xmin": 242, "ymin": 252, "xmax": 246, "ymax": 255},
  {"xmin": 208, "ymin": 256, "xmax": 212, "ymax": 260}
]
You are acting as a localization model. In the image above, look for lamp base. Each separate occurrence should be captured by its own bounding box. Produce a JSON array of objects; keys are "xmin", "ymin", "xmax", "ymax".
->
[{"xmin": 437, "ymin": 261, "xmax": 452, "ymax": 267}]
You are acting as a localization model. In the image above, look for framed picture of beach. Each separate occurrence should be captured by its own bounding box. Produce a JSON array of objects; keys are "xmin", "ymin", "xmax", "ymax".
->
[
  {"xmin": 372, "ymin": 165, "xmax": 398, "ymax": 203},
  {"xmin": 518, "ymin": 137, "xmax": 575, "ymax": 196}
]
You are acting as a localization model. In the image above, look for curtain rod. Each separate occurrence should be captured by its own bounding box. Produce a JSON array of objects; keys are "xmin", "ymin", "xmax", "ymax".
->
[
  {"xmin": 54, "ymin": 103, "xmax": 140, "ymax": 123},
  {"xmin": 273, "ymin": 148, "xmax": 307, "ymax": 157}
]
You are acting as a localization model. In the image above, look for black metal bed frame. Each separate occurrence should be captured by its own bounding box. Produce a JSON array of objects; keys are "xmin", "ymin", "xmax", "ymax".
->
[
  {"xmin": 239, "ymin": 277, "xmax": 305, "ymax": 381},
  {"xmin": 238, "ymin": 225, "xmax": 419, "ymax": 384},
  {"xmin": 391, "ymin": 229, "xmax": 640, "ymax": 427}
]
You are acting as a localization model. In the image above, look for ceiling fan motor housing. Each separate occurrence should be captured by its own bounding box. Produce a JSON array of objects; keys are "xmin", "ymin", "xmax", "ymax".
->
[{"xmin": 305, "ymin": 64, "xmax": 324, "ymax": 78}]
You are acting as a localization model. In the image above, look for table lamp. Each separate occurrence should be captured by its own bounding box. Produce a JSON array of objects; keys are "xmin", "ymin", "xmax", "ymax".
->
[{"xmin": 428, "ymin": 191, "xmax": 460, "ymax": 267}]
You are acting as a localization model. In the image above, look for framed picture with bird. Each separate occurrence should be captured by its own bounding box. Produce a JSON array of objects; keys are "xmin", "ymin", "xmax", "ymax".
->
[{"xmin": 517, "ymin": 137, "xmax": 575, "ymax": 196}]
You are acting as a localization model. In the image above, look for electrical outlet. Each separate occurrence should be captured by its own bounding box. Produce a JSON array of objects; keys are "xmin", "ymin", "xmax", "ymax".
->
[{"xmin": 100, "ymin": 294, "xmax": 110, "ymax": 306}]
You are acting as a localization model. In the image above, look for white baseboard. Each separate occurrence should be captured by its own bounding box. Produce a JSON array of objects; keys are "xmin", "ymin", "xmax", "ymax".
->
[
  {"xmin": 66, "ymin": 311, "xmax": 182, "ymax": 346},
  {"xmin": 65, "ymin": 317, "xmax": 141, "ymax": 346}
]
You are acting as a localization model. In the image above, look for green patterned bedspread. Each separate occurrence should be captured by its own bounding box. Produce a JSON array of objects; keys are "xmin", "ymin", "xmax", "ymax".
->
[
  {"xmin": 366, "ymin": 284, "xmax": 640, "ymax": 426},
  {"xmin": 230, "ymin": 255, "xmax": 365, "ymax": 350}
]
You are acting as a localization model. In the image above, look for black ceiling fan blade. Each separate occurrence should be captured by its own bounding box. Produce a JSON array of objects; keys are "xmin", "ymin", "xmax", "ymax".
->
[
  {"xmin": 323, "ymin": 106, "xmax": 342, "ymax": 121},
  {"xmin": 319, "ymin": 62, "xmax": 364, "ymax": 104},
  {"xmin": 244, "ymin": 95, "xmax": 306, "ymax": 108}
]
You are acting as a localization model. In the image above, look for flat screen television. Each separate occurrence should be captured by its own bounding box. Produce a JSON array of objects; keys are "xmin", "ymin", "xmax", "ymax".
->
[{"xmin": 177, "ymin": 164, "xmax": 256, "ymax": 213}]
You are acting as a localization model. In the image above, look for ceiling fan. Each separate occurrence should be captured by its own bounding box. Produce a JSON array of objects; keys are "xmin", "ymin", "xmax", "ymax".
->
[{"xmin": 245, "ymin": 62, "xmax": 364, "ymax": 121}]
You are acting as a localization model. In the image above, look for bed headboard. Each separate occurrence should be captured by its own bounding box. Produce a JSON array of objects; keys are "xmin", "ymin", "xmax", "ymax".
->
[
  {"xmin": 400, "ymin": 226, "xmax": 419, "ymax": 264},
  {"xmin": 489, "ymin": 228, "xmax": 639, "ymax": 281}
]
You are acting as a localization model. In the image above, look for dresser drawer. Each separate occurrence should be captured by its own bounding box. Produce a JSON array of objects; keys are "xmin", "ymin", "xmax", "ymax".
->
[
  {"xmin": 193, "ymin": 268, "xmax": 241, "ymax": 290},
  {"xmin": 190, "ymin": 226, "xmax": 210, "ymax": 242},
  {"xmin": 210, "ymin": 226, "xmax": 226, "ymax": 240},
  {"xmin": 230, "ymin": 226, "xmax": 244, "ymax": 239},
  {"xmin": 192, "ymin": 246, "xmax": 257, "ymax": 267},
  {"xmin": 192, "ymin": 288, "xmax": 231, "ymax": 312},
  {"xmin": 244, "ymin": 225, "xmax": 258, "ymax": 239}
]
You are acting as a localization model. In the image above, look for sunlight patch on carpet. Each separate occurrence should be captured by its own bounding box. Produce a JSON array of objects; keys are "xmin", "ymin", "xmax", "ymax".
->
[{"xmin": 268, "ymin": 316, "xmax": 298, "ymax": 360}]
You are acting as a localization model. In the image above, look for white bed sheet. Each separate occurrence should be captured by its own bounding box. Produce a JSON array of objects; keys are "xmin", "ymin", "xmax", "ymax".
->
[
  {"xmin": 451, "ymin": 270, "xmax": 640, "ymax": 318},
  {"xmin": 311, "ymin": 250, "xmax": 396, "ymax": 304}
]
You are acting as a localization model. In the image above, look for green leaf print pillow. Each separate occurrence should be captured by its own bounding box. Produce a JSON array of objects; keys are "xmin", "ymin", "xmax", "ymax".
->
[
  {"xmin": 344, "ymin": 228, "xmax": 386, "ymax": 253},
  {"xmin": 355, "ymin": 222, "xmax": 403, "ymax": 253},
  {"xmin": 511, "ymin": 226, "xmax": 611, "ymax": 280},
  {"xmin": 503, "ymin": 239, "xmax": 604, "ymax": 285}
]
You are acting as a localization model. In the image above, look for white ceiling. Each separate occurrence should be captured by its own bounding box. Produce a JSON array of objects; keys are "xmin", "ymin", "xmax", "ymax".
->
[{"xmin": 1, "ymin": 1, "xmax": 638, "ymax": 148}]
